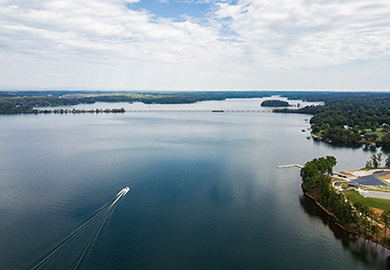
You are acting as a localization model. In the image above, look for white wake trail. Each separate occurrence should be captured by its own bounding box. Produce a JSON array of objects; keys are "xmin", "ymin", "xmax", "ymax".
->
[
  {"xmin": 111, "ymin": 187, "xmax": 130, "ymax": 209},
  {"xmin": 33, "ymin": 187, "xmax": 130, "ymax": 270}
]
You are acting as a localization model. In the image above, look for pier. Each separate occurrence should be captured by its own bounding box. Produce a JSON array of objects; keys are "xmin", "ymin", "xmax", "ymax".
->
[{"xmin": 277, "ymin": 164, "xmax": 303, "ymax": 169}]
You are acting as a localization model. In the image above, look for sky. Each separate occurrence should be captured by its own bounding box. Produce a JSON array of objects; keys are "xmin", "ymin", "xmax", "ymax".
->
[{"xmin": 0, "ymin": 0, "xmax": 389, "ymax": 91}]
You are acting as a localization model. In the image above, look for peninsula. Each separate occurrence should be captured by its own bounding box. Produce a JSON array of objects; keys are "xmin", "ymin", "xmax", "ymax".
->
[
  {"xmin": 274, "ymin": 92, "xmax": 390, "ymax": 148},
  {"xmin": 301, "ymin": 156, "xmax": 390, "ymax": 249}
]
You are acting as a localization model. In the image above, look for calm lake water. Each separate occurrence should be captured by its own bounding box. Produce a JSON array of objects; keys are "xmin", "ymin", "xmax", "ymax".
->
[{"xmin": 1, "ymin": 98, "xmax": 390, "ymax": 269}]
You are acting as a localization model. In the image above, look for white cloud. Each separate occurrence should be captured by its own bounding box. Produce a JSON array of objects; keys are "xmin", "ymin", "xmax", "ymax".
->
[
  {"xmin": 0, "ymin": 0, "xmax": 235, "ymax": 66},
  {"xmin": 213, "ymin": 0, "xmax": 390, "ymax": 69},
  {"xmin": 0, "ymin": 0, "xmax": 389, "ymax": 90}
]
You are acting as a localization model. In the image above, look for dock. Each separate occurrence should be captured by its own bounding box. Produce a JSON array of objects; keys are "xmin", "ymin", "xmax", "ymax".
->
[{"xmin": 277, "ymin": 164, "xmax": 303, "ymax": 169}]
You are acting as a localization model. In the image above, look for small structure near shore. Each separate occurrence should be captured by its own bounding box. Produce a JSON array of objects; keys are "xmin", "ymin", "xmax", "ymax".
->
[
  {"xmin": 333, "ymin": 169, "xmax": 390, "ymax": 200},
  {"xmin": 277, "ymin": 164, "xmax": 303, "ymax": 169}
]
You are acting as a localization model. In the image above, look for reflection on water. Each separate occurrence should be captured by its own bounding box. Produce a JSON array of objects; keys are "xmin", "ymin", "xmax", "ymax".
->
[
  {"xmin": 310, "ymin": 136, "xmax": 390, "ymax": 155},
  {"xmin": 1, "ymin": 99, "xmax": 389, "ymax": 269},
  {"xmin": 312, "ymin": 139, "xmax": 364, "ymax": 150},
  {"xmin": 299, "ymin": 195, "xmax": 390, "ymax": 269}
]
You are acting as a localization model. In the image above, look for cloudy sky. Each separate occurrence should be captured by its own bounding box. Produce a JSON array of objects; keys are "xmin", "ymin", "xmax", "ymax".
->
[{"xmin": 0, "ymin": 0, "xmax": 389, "ymax": 91}]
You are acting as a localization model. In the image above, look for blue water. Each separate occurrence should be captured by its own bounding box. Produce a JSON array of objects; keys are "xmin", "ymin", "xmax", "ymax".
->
[{"xmin": 1, "ymin": 99, "xmax": 389, "ymax": 269}]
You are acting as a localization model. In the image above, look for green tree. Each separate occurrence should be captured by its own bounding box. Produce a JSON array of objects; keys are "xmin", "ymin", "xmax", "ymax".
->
[
  {"xmin": 386, "ymin": 155, "xmax": 390, "ymax": 169},
  {"xmin": 379, "ymin": 134, "xmax": 390, "ymax": 147},
  {"xmin": 381, "ymin": 211, "xmax": 390, "ymax": 243},
  {"xmin": 366, "ymin": 160, "xmax": 373, "ymax": 169},
  {"xmin": 371, "ymin": 154, "xmax": 379, "ymax": 169},
  {"xmin": 370, "ymin": 225, "xmax": 380, "ymax": 240},
  {"xmin": 354, "ymin": 201, "xmax": 373, "ymax": 218},
  {"xmin": 377, "ymin": 153, "xmax": 382, "ymax": 167}
]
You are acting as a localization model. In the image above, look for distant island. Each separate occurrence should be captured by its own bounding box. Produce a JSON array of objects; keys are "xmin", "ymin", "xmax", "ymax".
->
[{"xmin": 261, "ymin": 100, "xmax": 289, "ymax": 107}]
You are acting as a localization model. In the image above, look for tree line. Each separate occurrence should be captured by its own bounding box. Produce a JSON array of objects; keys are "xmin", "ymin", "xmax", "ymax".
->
[
  {"xmin": 365, "ymin": 153, "xmax": 390, "ymax": 169},
  {"xmin": 2, "ymin": 90, "xmax": 355, "ymax": 115},
  {"xmin": 275, "ymin": 92, "xmax": 390, "ymax": 147},
  {"xmin": 0, "ymin": 91, "xmax": 273, "ymax": 114},
  {"xmin": 301, "ymin": 156, "xmax": 390, "ymax": 247},
  {"xmin": 301, "ymin": 156, "xmax": 357, "ymax": 226}
]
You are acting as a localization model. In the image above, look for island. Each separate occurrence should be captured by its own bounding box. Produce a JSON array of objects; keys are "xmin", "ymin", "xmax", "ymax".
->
[{"xmin": 260, "ymin": 100, "xmax": 290, "ymax": 107}]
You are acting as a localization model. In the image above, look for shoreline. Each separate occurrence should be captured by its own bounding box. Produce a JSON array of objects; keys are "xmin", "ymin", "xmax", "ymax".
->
[
  {"xmin": 301, "ymin": 183, "xmax": 390, "ymax": 252},
  {"xmin": 310, "ymin": 132, "xmax": 378, "ymax": 148}
]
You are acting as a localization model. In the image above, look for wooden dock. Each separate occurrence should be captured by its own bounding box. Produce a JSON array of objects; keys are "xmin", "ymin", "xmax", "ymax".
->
[{"xmin": 277, "ymin": 164, "xmax": 303, "ymax": 169}]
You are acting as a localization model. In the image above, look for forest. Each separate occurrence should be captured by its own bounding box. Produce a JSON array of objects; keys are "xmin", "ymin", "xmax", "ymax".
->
[
  {"xmin": 301, "ymin": 156, "xmax": 390, "ymax": 247},
  {"xmin": 301, "ymin": 156, "xmax": 357, "ymax": 227},
  {"xmin": 260, "ymin": 100, "xmax": 289, "ymax": 107},
  {"xmin": 275, "ymin": 92, "xmax": 390, "ymax": 147}
]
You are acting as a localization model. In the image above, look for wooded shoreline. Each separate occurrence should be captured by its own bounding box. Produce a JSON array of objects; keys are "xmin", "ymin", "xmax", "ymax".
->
[
  {"xmin": 302, "ymin": 184, "xmax": 390, "ymax": 251},
  {"xmin": 4, "ymin": 90, "xmax": 390, "ymax": 148},
  {"xmin": 300, "ymin": 156, "xmax": 390, "ymax": 252},
  {"xmin": 275, "ymin": 92, "xmax": 390, "ymax": 147},
  {"xmin": 0, "ymin": 91, "xmax": 271, "ymax": 114}
]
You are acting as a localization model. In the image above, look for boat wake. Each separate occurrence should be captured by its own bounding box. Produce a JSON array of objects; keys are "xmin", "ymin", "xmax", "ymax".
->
[{"xmin": 33, "ymin": 187, "xmax": 130, "ymax": 270}]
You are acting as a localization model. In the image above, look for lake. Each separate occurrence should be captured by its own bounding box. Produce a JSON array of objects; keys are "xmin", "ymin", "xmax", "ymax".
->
[{"xmin": 1, "ymin": 98, "xmax": 389, "ymax": 269}]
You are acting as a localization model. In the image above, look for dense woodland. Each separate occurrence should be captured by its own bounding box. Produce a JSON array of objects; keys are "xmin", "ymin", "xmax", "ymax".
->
[
  {"xmin": 260, "ymin": 100, "xmax": 289, "ymax": 107},
  {"xmin": 301, "ymin": 156, "xmax": 390, "ymax": 246},
  {"xmin": 275, "ymin": 92, "xmax": 390, "ymax": 147},
  {"xmin": 301, "ymin": 156, "xmax": 357, "ymax": 228}
]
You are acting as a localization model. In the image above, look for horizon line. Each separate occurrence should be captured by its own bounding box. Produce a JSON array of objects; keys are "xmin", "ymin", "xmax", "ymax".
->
[{"xmin": 1, "ymin": 89, "xmax": 390, "ymax": 92}]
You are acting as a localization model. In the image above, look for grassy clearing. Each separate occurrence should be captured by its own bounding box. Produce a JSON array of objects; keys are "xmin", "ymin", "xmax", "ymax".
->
[
  {"xmin": 380, "ymin": 174, "xmax": 390, "ymax": 180},
  {"xmin": 344, "ymin": 190, "xmax": 364, "ymax": 203},
  {"xmin": 372, "ymin": 130, "xmax": 385, "ymax": 140},
  {"xmin": 343, "ymin": 190, "xmax": 390, "ymax": 212}
]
